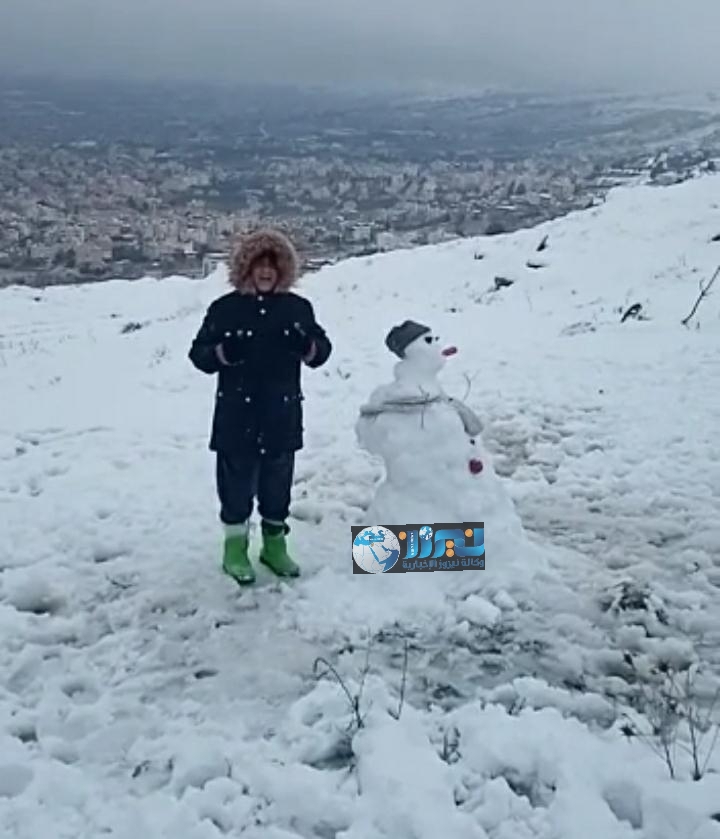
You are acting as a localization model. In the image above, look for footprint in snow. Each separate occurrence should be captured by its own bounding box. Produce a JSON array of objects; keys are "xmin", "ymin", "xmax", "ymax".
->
[
  {"xmin": 5, "ymin": 578, "xmax": 66, "ymax": 616},
  {"xmin": 290, "ymin": 501, "xmax": 323, "ymax": 525},
  {"xmin": 26, "ymin": 476, "xmax": 43, "ymax": 497},
  {"xmin": 61, "ymin": 677, "xmax": 101, "ymax": 704},
  {"xmin": 0, "ymin": 764, "xmax": 34, "ymax": 799},
  {"xmin": 44, "ymin": 460, "xmax": 70, "ymax": 478},
  {"xmin": 92, "ymin": 544, "xmax": 129, "ymax": 564}
]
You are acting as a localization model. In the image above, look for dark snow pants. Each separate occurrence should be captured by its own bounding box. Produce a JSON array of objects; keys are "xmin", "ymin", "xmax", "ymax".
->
[{"xmin": 216, "ymin": 448, "xmax": 295, "ymax": 526}]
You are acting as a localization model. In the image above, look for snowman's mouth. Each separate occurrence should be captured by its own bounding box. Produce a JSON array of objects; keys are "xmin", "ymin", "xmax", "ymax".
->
[{"xmin": 441, "ymin": 346, "xmax": 458, "ymax": 357}]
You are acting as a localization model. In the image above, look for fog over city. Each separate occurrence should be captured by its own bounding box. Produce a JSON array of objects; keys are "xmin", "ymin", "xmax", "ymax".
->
[{"xmin": 1, "ymin": 0, "xmax": 718, "ymax": 92}]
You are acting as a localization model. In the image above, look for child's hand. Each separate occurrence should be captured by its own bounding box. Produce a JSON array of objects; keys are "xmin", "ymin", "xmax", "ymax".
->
[
  {"xmin": 217, "ymin": 332, "xmax": 250, "ymax": 365},
  {"xmin": 285, "ymin": 323, "xmax": 314, "ymax": 358}
]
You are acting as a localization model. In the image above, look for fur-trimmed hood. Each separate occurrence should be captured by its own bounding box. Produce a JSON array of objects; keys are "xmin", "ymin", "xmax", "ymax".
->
[{"xmin": 228, "ymin": 229, "xmax": 299, "ymax": 293}]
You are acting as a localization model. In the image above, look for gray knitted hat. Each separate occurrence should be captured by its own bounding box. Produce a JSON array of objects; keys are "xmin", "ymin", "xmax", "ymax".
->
[{"xmin": 385, "ymin": 320, "xmax": 431, "ymax": 358}]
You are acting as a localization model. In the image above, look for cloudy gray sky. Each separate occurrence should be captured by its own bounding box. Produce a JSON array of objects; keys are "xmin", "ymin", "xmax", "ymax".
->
[{"xmin": 0, "ymin": 0, "xmax": 718, "ymax": 93}]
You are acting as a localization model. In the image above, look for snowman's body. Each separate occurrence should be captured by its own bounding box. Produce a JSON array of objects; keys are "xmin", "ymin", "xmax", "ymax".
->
[{"xmin": 356, "ymin": 331, "xmax": 522, "ymax": 536}]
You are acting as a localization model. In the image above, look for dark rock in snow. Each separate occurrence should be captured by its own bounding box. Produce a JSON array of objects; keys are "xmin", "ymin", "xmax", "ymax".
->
[
  {"xmin": 494, "ymin": 276, "xmax": 515, "ymax": 290},
  {"xmin": 620, "ymin": 303, "xmax": 644, "ymax": 323}
]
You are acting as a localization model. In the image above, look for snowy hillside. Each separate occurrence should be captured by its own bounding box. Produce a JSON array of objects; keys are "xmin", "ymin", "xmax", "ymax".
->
[{"xmin": 2, "ymin": 175, "xmax": 720, "ymax": 837}]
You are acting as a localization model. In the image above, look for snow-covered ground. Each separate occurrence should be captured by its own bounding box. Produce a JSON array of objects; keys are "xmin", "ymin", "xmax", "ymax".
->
[{"xmin": 1, "ymin": 175, "xmax": 720, "ymax": 837}]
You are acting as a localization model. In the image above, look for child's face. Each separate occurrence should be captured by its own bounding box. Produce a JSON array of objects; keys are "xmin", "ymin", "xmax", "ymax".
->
[{"xmin": 250, "ymin": 254, "xmax": 279, "ymax": 293}]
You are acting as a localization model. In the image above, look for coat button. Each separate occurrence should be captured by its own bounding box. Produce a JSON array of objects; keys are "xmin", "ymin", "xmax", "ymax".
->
[
  {"xmin": 260, "ymin": 308, "xmax": 266, "ymax": 315},
  {"xmin": 247, "ymin": 329, "xmax": 253, "ymax": 337},
  {"xmin": 224, "ymin": 331, "xmax": 231, "ymax": 337},
  {"xmin": 283, "ymin": 328, "xmax": 289, "ymax": 336},
  {"xmin": 237, "ymin": 329, "xmax": 244, "ymax": 336},
  {"xmin": 258, "ymin": 295, "xmax": 264, "ymax": 301},
  {"xmin": 260, "ymin": 448, "xmax": 266, "ymax": 455},
  {"xmin": 245, "ymin": 396, "xmax": 251, "ymax": 402}
]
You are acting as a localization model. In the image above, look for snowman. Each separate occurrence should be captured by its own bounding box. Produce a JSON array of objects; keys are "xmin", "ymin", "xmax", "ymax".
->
[{"xmin": 356, "ymin": 320, "xmax": 523, "ymax": 538}]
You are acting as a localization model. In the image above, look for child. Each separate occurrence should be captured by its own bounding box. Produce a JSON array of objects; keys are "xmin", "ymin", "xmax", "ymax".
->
[{"xmin": 189, "ymin": 229, "xmax": 332, "ymax": 585}]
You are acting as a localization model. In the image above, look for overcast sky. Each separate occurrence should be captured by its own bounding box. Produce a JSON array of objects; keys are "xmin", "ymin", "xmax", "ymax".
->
[{"xmin": 0, "ymin": 0, "xmax": 718, "ymax": 93}]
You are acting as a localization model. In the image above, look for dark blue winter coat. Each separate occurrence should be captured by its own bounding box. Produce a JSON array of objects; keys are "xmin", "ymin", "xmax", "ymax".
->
[{"xmin": 189, "ymin": 289, "xmax": 332, "ymax": 453}]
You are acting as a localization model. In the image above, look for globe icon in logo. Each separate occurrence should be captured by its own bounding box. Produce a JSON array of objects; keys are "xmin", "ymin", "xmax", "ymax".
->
[
  {"xmin": 419, "ymin": 525, "xmax": 433, "ymax": 541},
  {"xmin": 352, "ymin": 526, "xmax": 401, "ymax": 574}
]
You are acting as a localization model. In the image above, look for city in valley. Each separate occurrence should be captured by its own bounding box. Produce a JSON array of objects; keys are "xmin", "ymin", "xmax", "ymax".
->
[{"xmin": 1, "ymin": 77, "xmax": 719, "ymax": 288}]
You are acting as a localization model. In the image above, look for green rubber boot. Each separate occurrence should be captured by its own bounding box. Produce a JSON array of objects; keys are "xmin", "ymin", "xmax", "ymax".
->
[
  {"xmin": 222, "ymin": 525, "xmax": 255, "ymax": 585},
  {"xmin": 259, "ymin": 522, "xmax": 300, "ymax": 578}
]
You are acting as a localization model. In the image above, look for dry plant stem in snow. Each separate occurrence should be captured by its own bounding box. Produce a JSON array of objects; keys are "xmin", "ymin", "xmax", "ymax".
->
[
  {"xmin": 621, "ymin": 655, "xmax": 720, "ymax": 780},
  {"xmin": 681, "ymin": 265, "xmax": 719, "ymax": 327}
]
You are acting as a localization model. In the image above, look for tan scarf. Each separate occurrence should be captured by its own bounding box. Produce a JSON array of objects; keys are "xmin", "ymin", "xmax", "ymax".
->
[{"xmin": 359, "ymin": 394, "xmax": 483, "ymax": 436}]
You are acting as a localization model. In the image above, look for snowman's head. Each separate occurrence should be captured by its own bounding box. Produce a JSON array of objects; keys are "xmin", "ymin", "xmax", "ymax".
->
[
  {"xmin": 385, "ymin": 320, "xmax": 457, "ymax": 378},
  {"xmin": 403, "ymin": 330, "xmax": 457, "ymax": 375}
]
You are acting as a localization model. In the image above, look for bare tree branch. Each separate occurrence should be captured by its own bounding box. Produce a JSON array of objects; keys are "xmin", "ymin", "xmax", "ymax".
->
[
  {"xmin": 461, "ymin": 372, "xmax": 478, "ymax": 402},
  {"xmin": 682, "ymin": 266, "xmax": 720, "ymax": 327},
  {"xmin": 313, "ymin": 657, "xmax": 365, "ymax": 731},
  {"xmin": 390, "ymin": 638, "xmax": 410, "ymax": 720}
]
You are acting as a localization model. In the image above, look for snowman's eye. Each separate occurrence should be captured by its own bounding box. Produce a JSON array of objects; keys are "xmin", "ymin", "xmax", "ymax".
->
[{"xmin": 424, "ymin": 336, "xmax": 433, "ymax": 344}]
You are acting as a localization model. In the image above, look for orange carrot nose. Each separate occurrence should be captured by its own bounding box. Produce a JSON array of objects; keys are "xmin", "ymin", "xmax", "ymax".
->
[{"xmin": 441, "ymin": 346, "xmax": 458, "ymax": 357}]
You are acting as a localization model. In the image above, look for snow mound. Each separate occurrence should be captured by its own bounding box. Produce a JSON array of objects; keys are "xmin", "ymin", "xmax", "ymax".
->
[{"xmin": 2, "ymin": 174, "xmax": 720, "ymax": 836}]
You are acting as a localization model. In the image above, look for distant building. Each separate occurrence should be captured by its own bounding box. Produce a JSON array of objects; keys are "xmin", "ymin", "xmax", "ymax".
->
[
  {"xmin": 304, "ymin": 257, "xmax": 334, "ymax": 273},
  {"xmin": 29, "ymin": 243, "xmax": 56, "ymax": 263},
  {"xmin": 202, "ymin": 252, "xmax": 228, "ymax": 277},
  {"xmin": 352, "ymin": 224, "xmax": 373, "ymax": 244},
  {"xmin": 76, "ymin": 244, "xmax": 108, "ymax": 270}
]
